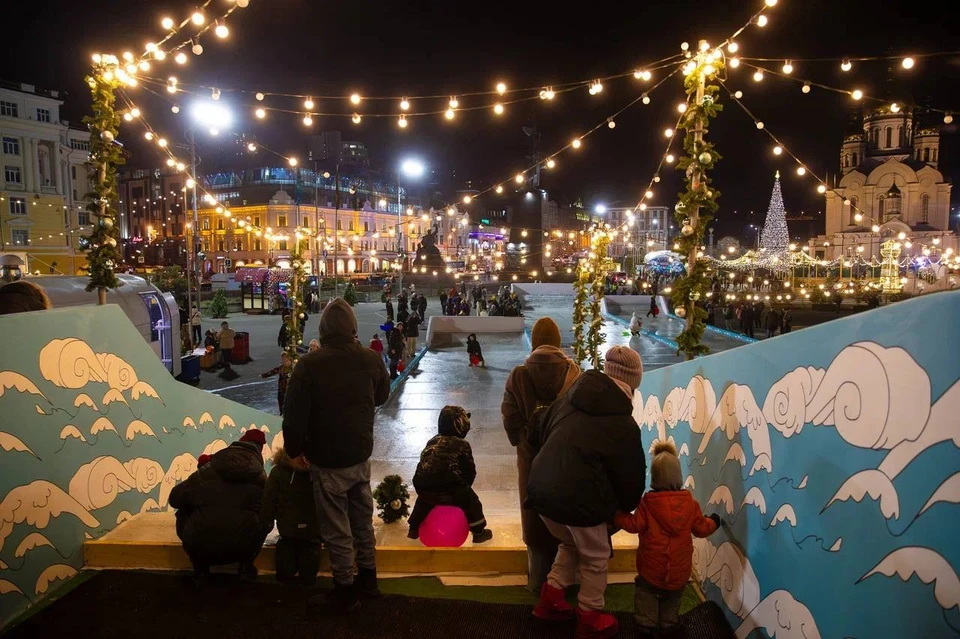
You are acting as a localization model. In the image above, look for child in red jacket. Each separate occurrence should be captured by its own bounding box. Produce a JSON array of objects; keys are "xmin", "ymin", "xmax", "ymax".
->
[{"xmin": 614, "ymin": 441, "xmax": 720, "ymax": 638}]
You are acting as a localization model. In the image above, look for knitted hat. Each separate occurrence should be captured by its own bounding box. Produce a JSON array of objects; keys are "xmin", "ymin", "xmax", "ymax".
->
[
  {"xmin": 240, "ymin": 429, "xmax": 266, "ymax": 449},
  {"xmin": 604, "ymin": 345, "xmax": 643, "ymax": 390},
  {"xmin": 197, "ymin": 454, "xmax": 212, "ymax": 468},
  {"xmin": 650, "ymin": 440, "xmax": 683, "ymax": 491},
  {"xmin": 531, "ymin": 317, "xmax": 562, "ymax": 350}
]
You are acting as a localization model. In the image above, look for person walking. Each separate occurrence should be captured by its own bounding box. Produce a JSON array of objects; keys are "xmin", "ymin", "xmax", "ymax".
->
[
  {"xmin": 282, "ymin": 298, "xmax": 391, "ymax": 611},
  {"xmin": 501, "ymin": 318, "xmax": 580, "ymax": 592},
  {"xmin": 190, "ymin": 307, "xmax": 203, "ymax": 345},
  {"xmin": 217, "ymin": 321, "xmax": 235, "ymax": 369},
  {"xmin": 417, "ymin": 293, "xmax": 427, "ymax": 318},
  {"xmin": 646, "ymin": 295, "xmax": 657, "ymax": 318},
  {"xmin": 526, "ymin": 346, "xmax": 646, "ymax": 638}
]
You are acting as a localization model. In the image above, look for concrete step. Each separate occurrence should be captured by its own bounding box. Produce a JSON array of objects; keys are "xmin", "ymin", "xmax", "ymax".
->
[{"xmin": 84, "ymin": 512, "xmax": 640, "ymax": 575}]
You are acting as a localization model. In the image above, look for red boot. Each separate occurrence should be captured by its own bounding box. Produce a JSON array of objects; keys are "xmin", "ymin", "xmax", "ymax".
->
[
  {"xmin": 575, "ymin": 608, "xmax": 619, "ymax": 639},
  {"xmin": 533, "ymin": 583, "xmax": 574, "ymax": 621}
]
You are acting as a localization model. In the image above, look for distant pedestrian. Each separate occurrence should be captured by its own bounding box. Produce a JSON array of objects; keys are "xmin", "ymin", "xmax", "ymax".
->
[
  {"xmin": 405, "ymin": 311, "xmax": 421, "ymax": 359},
  {"xmin": 388, "ymin": 323, "xmax": 406, "ymax": 380},
  {"xmin": 190, "ymin": 307, "xmax": 203, "ymax": 345},
  {"xmin": 646, "ymin": 296, "xmax": 657, "ymax": 318},
  {"xmin": 385, "ymin": 296, "xmax": 394, "ymax": 322},
  {"xmin": 781, "ymin": 308, "xmax": 793, "ymax": 334},
  {"xmin": 217, "ymin": 321, "xmax": 235, "ymax": 369},
  {"xmin": 629, "ymin": 312, "xmax": 642, "ymax": 337},
  {"xmin": 467, "ymin": 333, "xmax": 485, "ymax": 367},
  {"xmin": 765, "ymin": 307, "xmax": 781, "ymax": 339},
  {"xmin": 417, "ymin": 293, "xmax": 427, "ymax": 318},
  {"xmin": 369, "ymin": 333, "xmax": 386, "ymax": 365}
]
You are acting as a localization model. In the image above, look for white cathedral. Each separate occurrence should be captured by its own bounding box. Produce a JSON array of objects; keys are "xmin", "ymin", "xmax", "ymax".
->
[{"xmin": 817, "ymin": 105, "xmax": 955, "ymax": 260}]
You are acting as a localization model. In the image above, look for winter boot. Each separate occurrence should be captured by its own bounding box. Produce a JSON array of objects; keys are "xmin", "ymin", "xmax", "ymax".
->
[
  {"xmin": 472, "ymin": 529, "xmax": 493, "ymax": 544},
  {"xmin": 533, "ymin": 583, "xmax": 575, "ymax": 621},
  {"xmin": 575, "ymin": 608, "xmax": 619, "ymax": 639},
  {"xmin": 356, "ymin": 567, "xmax": 381, "ymax": 598},
  {"xmin": 309, "ymin": 582, "xmax": 360, "ymax": 612}
]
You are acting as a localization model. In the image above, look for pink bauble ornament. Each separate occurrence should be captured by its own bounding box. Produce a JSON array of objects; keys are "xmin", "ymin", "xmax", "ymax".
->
[{"xmin": 418, "ymin": 505, "xmax": 469, "ymax": 548}]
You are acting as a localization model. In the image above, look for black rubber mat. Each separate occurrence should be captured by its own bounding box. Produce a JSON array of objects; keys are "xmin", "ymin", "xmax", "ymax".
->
[{"xmin": 3, "ymin": 571, "xmax": 735, "ymax": 638}]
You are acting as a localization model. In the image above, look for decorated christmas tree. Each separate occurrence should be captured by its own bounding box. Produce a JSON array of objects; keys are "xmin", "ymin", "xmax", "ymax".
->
[{"xmin": 760, "ymin": 171, "xmax": 789, "ymax": 254}]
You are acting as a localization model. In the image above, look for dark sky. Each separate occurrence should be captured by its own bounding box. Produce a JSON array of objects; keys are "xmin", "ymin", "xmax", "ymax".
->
[{"xmin": 5, "ymin": 0, "xmax": 959, "ymax": 239}]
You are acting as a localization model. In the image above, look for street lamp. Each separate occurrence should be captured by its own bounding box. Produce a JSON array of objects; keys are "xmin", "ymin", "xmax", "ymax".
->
[
  {"xmin": 185, "ymin": 100, "xmax": 232, "ymax": 330},
  {"xmin": 397, "ymin": 158, "xmax": 426, "ymax": 292}
]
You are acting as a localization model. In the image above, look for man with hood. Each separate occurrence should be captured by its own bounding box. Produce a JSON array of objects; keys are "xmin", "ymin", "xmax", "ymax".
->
[
  {"xmin": 169, "ymin": 429, "xmax": 269, "ymax": 581},
  {"xmin": 526, "ymin": 345, "xmax": 646, "ymax": 639},
  {"xmin": 283, "ymin": 298, "xmax": 391, "ymax": 611},
  {"xmin": 407, "ymin": 406, "xmax": 493, "ymax": 544},
  {"xmin": 501, "ymin": 317, "xmax": 580, "ymax": 591}
]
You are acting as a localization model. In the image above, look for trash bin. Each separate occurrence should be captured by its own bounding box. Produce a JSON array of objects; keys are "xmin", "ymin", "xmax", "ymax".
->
[
  {"xmin": 232, "ymin": 332, "xmax": 250, "ymax": 364},
  {"xmin": 178, "ymin": 354, "xmax": 201, "ymax": 385}
]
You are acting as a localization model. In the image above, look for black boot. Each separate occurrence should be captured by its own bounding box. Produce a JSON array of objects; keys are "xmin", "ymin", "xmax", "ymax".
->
[
  {"xmin": 356, "ymin": 567, "xmax": 381, "ymax": 598},
  {"xmin": 309, "ymin": 582, "xmax": 360, "ymax": 612},
  {"xmin": 472, "ymin": 529, "xmax": 494, "ymax": 544}
]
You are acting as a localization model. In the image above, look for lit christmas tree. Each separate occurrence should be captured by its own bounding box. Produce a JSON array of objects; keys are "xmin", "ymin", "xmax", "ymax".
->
[{"xmin": 760, "ymin": 171, "xmax": 789, "ymax": 254}]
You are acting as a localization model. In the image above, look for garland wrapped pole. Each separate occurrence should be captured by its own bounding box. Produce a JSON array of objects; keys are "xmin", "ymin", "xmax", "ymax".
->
[
  {"xmin": 83, "ymin": 57, "xmax": 126, "ymax": 304},
  {"xmin": 572, "ymin": 262, "xmax": 589, "ymax": 364},
  {"xmin": 672, "ymin": 41, "xmax": 723, "ymax": 359},
  {"xmin": 285, "ymin": 229, "xmax": 308, "ymax": 365},
  {"xmin": 572, "ymin": 230, "xmax": 611, "ymax": 369}
]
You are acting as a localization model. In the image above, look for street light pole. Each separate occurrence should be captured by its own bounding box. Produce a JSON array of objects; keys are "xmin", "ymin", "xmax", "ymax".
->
[
  {"xmin": 397, "ymin": 171, "xmax": 404, "ymax": 295},
  {"xmin": 190, "ymin": 127, "xmax": 201, "ymax": 325}
]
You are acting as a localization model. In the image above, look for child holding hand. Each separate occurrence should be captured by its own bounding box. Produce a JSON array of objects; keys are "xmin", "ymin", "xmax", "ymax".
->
[{"xmin": 614, "ymin": 441, "xmax": 720, "ymax": 638}]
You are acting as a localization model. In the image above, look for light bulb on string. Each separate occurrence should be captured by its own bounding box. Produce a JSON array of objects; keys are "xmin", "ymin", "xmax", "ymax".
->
[
  {"xmin": 515, "ymin": 173, "xmax": 525, "ymax": 184},
  {"xmin": 571, "ymin": 138, "xmax": 582, "ymax": 149},
  {"xmin": 782, "ymin": 60, "xmax": 793, "ymax": 74},
  {"xmin": 756, "ymin": 121, "xmax": 765, "ymax": 129},
  {"xmin": 350, "ymin": 93, "xmax": 361, "ymax": 105},
  {"xmin": 288, "ymin": 157, "xmax": 298, "ymax": 167},
  {"xmin": 192, "ymin": 40, "xmax": 203, "ymax": 55},
  {"xmin": 247, "ymin": 143, "xmax": 256, "ymax": 152},
  {"xmin": 680, "ymin": 42, "xmax": 690, "ymax": 51},
  {"xmin": 801, "ymin": 83, "xmax": 811, "ymax": 94},
  {"xmin": 677, "ymin": 103, "xmax": 687, "ymax": 113},
  {"xmin": 302, "ymin": 114, "xmax": 313, "ymax": 126},
  {"xmin": 161, "ymin": 17, "xmax": 175, "ymax": 29},
  {"xmin": 817, "ymin": 184, "xmax": 827, "ymax": 194},
  {"xmin": 145, "ymin": 132, "xmax": 153, "ymax": 141},
  {"xmin": 753, "ymin": 70, "xmax": 764, "ymax": 82},
  {"xmin": 171, "ymin": 105, "xmax": 180, "ymax": 113},
  {"xmin": 666, "ymin": 154, "xmax": 675, "ymax": 163},
  {"xmin": 773, "ymin": 146, "xmax": 783, "ymax": 155},
  {"xmin": 851, "ymin": 89, "xmax": 863, "ymax": 100},
  {"xmin": 211, "ymin": 87, "xmax": 220, "ymax": 100},
  {"xmin": 445, "ymin": 108, "xmax": 455, "ymax": 120},
  {"xmin": 796, "ymin": 166, "xmax": 806, "ymax": 176},
  {"xmin": 191, "ymin": 11, "xmax": 205, "ymax": 25},
  {"xmin": 449, "ymin": 96, "xmax": 459, "ymax": 109},
  {"xmin": 166, "ymin": 158, "xmax": 175, "ymax": 167},
  {"xmin": 304, "ymin": 97, "xmax": 314, "ymax": 110},
  {"xmin": 546, "ymin": 159, "xmax": 556, "ymax": 169},
  {"xmin": 400, "ymin": 98, "xmax": 410, "ymax": 111},
  {"xmin": 495, "ymin": 185, "xmax": 504, "ymax": 194},
  {"xmin": 398, "ymin": 115, "xmax": 408, "ymax": 129},
  {"xmin": 841, "ymin": 59, "xmax": 852, "ymax": 72},
  {"xmin": 215, "ymin": 22, "xmax": 229, "ymax": 38},
  {"xmin": 607, "ymin": 118, "xmax": 616, "ymax": 129},
  {"xmin": 730, "ymin": 57, "xmax": 740, "ymax": 68},
  {"xmin": 641, "ymin": 93, "xmax": 650, "ymax": 105},
  {"xmin": 255, "ymin": 92, "xmax": 265, "ymax": 101},
  {"xmin": 727, "ymin": 41, "xmax": 739, "ymax": 53},
  {"xmin": 496, "ymin": 82, "xmax": 507, "ymax": 95},
  {"xmin": 664, "ymin": 128, "xmax": 674, "ymax": 138},
  {"xmin": 352, "ymin": 113, "xmax": 362, "ymax": 124},
  {"xmin": 255, "ymin": 107, "xmax": 265, "ymax": 119},
  {"xmin": 765, "ymin": 0, "xmax": 777, "ymax": 6},
  {"xmin": 757, "ymin": 14, "xmax": 768, "ymax": 26},
  {"xmin": 157, "ymin": 138, "xmax": 167, "ymax": 147},
  {"xmin": 145, "ymin": 42, "xmax": 158, "ymax": 53},
  {"xmin": 155, "ymin": 50, "xmax": 166, "ymax": 61},
  {"xmin": 175, "ymin": 52, "xmax": 187, "ymax": 64},
  {"xmin": 122, "ymin": 51, "xmax": 133, "ymax": 62},
  {"xmin": 945, "ymin": 111, "xmax": 955, "ymax": 124},
  {"xmin": 123, "ymin": 112, "xmax": 133, "ymax": 121},
  {"xmin": 891, "ymin": 103, "xmax": 901, "ymax": 113},
  {"xmin": 901, "ymin": 57, "xmax": 915, "ymax": 69},
  {"xmin": 734, "ymin": 90, "xmax": 743, "ymax": 99},
  {"xmin": 493, "ymin": 103, "xmax": 504, "ymax": 115},
  {"xmin": 139, "ymin": 60, "xmax": 151, "ymax": 72}
]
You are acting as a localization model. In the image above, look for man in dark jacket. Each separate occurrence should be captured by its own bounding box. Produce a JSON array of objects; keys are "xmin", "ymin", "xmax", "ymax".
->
[
  {"xmin": 387, "ymin": 323, "xmax": 405, "ymax": 379},
  {"xmin": 169, "ymin": 429, "xmax": 269, "ymax": 580},
  {"xmin": 417, "ymin": 293, "xmax": 427, "ymax": 318},
  {"xmin": 283, "ymin": 298, "xmax": 390, "ymax": 610},
  {"xmin": 385, "ymin": 296, "xmax": 394, "ymax": 322},
  {"xmin": 764, "ymin": 307, "xmax": 781, "ymax": 339},
  {"xmin": 404, "ymin": 311, "xmax": 421, "ymax": 359},
  {"xmin": 261, "ymin": 447, "xmax": 321, "ymax": 585},
  {"xmin": 407, "ymin": 406, "xmax": 493, "ymax": 543},
  {"xmin": 527, "ymin": 346, "xmax": 645, "ymax": 639}
]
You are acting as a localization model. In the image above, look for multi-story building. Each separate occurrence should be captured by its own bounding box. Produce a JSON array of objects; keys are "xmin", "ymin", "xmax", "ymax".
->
[
  {"xmin": 117, "ymin": 166, "xmax": 189, "ymax": 267},
  {"xmin": 601, "ymin": 206, "xmax": 671, "ymax": 271},
  {"xmin": 0, "ymin": 81, "xmax": 92, "ymax": 275}
]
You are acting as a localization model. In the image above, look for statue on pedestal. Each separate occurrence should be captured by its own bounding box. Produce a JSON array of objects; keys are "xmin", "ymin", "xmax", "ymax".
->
[{"xmin": 414, "ymin": 225, "xmax": 446, "ymax": 270}]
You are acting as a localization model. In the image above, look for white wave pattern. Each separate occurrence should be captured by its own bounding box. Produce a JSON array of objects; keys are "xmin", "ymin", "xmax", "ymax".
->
[
  {"xmin": 824, "ymin": 469, "xmax": 900, "ymax": 520},
  {"xmin": 919, "ymin": 472, "xmax": 960, "ymax": 517},
  {"xmin": 129, "ymin": 380, "xmax": 161, "ymax": 402},
  {"xmin": 735, "ymin": 589, "xmax": 822, "ymax": 639},
  {"xmin": 73, "ymin": 393, "xmax": 98, "ymax": 411},
  {"xmin": 740, "ymin": 486, "xmax": 768, "ymax": 516},
  {"xmin": 770, "ymin": 504, "xmax": 798, "ymax": 528},
  {"xmin": 202, "ymin": 440, "xmax": 229, "ymax": 457},
  {"xmin": 705, "ymin": 541, "xmax": 761, "ymax": 618},
  {"xmin": 0, "ymin": 371, "xmax": 47, "ymax": 400},
  {"xmin": 124, "ymin": 420, "xmax": 156, "ymax": 441},
  {"xmin": 678, "ymin": 443, "xmax": 689, "ymax": 457},
  {"xmin": 35, "ymin": 564, "xmax": 77, "ymax": 596},
  {"xmin": 218, "ymin": 415, "xmax": 236, "ymax": 431},
  {"xmin": 722, "ymin": 442, "xmax": 747, "ymax": 468},
  {"xmin": 680, "ymin": 376, "xmax": 717, "ymax": 435},
  {"xmin": 59, "ymin": 425, "xmax": 86, "ymax": 442},
  {"xmin": 684, "ymin": 475, "xmax": 696, "ymax": 490},
  {"xmin": 701, "ymin": 385, "xmax": 772, "ymax": 474},
  {"xmin": 859, "ymin": 547, "xmax": 960, "ymax": 612},
  {"xmin": 641, "ymin": 395, "xmax": 664, "ymax": 439},
  {"xmin": 0, "ymin": 481, "xmax": 99, "ymax": 551},
  {"xmin": 708, "ymin": 485, "xmax": 735, "ymax": 515},
  {"xmin": 750, "ymin": 453, "xmax": 772, "ymax": 476},
  {"xmin": 14, "ymin": 532, "xmax": 55, "ymax": 558},
  {"xmin": 0, "ymin": 432, "xmax": 36, "ymax": 457}
]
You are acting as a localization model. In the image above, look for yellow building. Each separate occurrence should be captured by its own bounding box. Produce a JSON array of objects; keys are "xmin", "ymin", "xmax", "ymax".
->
[{"xmin": 0, "ymin": 81, "xmax": 91, "ymax": 275}]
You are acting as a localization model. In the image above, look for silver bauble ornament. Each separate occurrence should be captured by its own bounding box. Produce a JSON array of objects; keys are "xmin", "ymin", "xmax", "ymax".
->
[
  {"xmin": 390, "ymin": 499, "xmax": 402, "ymax": 510},
  {"xmin": 681, "ymin": 224, "xmax": 695, "ymax": 237},
  {"xmin": 675, "ymin": 305, "xmax": 687, "ymax": 318},
  {"xmin": 698, "ymin": 152, "xmax": 712, "ymax": 164},
  {"xmin": 100, "ymin": 130, "xmax": 115, "ymax": 142}
]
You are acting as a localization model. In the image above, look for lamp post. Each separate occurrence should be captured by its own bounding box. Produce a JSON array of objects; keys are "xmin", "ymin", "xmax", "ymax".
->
[{"xmin": 397, "ymin": 158, "xmax": 426, "ymax": 294}]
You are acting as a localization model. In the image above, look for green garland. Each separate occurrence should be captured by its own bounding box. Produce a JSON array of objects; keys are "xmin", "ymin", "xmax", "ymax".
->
[
  {"xmin": 285, "ymin": 230, "xmax": 308, "ymax": 365},
  {"xmin": 83, "ymin": 63, "xmax": 126, "ymax": 303},
  {"xmin": 572, "ymin": 263, "xmax": 589, "ymax": 364},
  {"xmin": 671, "ymin": 60, "xmax": 723, "ymax": 360},
  {"xmin": 587, "ymin": 234, "xmax": 611, "ymax": 370},
  {"xmin": 372, "ymin": 475, "xmax": 410, "ymax": 523}
]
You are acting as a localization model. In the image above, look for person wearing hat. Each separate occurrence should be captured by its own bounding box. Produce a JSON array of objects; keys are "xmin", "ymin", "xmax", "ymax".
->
[
  {"xmin": 169, "ymin": 429, "xmax": 269, "ymax": 582},
  {"xmin": 282, "ymin": 298, "xmax": 390, "ymax": 611},
  {"xmin": 407, "ymin": 406, "xmax": 493, "ymax": 544},
  {"xmin": 501, "ymin": 317, "xmax": 580, "ymax": 592},
  {"xmin": 526, "ymin": 345, "xmax": 646, "ymax": 639},
  {"xmin": 0, "ymin": 280, "xmax": 52, "ymax": 314},
  {"xmin": 615, "ymin": 441, "xmax": 720, "ymax": 638}
]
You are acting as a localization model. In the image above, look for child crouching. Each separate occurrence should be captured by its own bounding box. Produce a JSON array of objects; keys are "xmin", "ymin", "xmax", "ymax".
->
[
  {"xmin": 614, "ymin": 441, "xmax": 720, "ymax": 638},
  {"xmin": 260, "ymin": 447, "xmax": 322, "ymax": 585},
  {"xmin": 408, "ymin": 406, "xmax": 493, "ymax": 544}
]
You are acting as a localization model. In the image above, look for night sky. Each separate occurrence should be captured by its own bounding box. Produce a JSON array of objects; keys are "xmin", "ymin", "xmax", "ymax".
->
[{"xmin": 4, "ymin": 0, "xmax": 959, "ymax": 239}]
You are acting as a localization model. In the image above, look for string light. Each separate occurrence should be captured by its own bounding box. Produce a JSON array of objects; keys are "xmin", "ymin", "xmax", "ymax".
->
[
  {"xmin": 773, "ymin": 145, "xmax": 783, "ymax": 155},
  {"xmin": 161, "ymin": 17, "xmax": 174, "ymax": 30},
  {"xmin": 350, "ymin": 93, "xmax": 362, "ymax": 105},
  {"xmin": 304, "ymin": 97, "xmax": 314, "ymax": 109},
  {"xmin": 891, "ymin": 102, "xmax": 901, "ymax": 113},
  {"xmin": 945, "ymin": 111, "xmax": 955, "ymax": 125},
  {"xmin": 664, "ymin": 128, "xmax": 674, "ymax": 138},
  {"xmin": 175, "ymin": 52, "xmax": 187, "ymax": 64},
  {"xmin": 515, "ymin": 173, "xmax": 525, "ymax": 184},
  {"xmin": 493, "ymin": 103, "xmax": 504, "ymax": 115},
  {"xmin": 445, "ymin": 108, "xmax": 455, "ymax": 120},
  {"xmin": 607, "ymin": 118, "xmax": 616, "ymax": 129},
  {"xmin": 400, "ymin": 98, "xmax": 410, "ymax": 111},
  {"xmin": 851, "ymin": 89, "xmax": 863, "ymax": 100},
  {"xmin": 495, "ymin": 185, "xmax": 503, "ymax": 194},
  {"xmin": 901, "ymin": 57, "xmax": 915, "ymax": 69},
  {"xmin": 802, "ymin": 83, "xmax": 811, "ymax": 94},
  {"xmin": 288, "ymin": 157, "xmax": 298, "ymax": 167},
  {"xmin": 496, "ymin": 82, "xmax": 507, "ymax": 95},
  {"xmin": 730, "ymin": 57, "xmax": 741, "ymax": 68},
  {"xmin": 753, "ymin": 70, "xmax": 764, "ymax": 82},
  {"xmin": 191, "ymin": 11, "xmax": 205, "ymax": 25},
  {"xmin": 588, "ymin": 80, "xmax": 604, "ymax": 95},
  {"xmin": 352, "ymin": 113, "xmax": 362, "ymax": 124},
  {"xmin": 677, "ymin": 103, "xmax": 688, "ymax": 113},
  {"xmin": 247, "ymin": 142, "xmax": 256, "ymax": 152},
  {"xmin": 462, "ymin": 196, "xmax": 472, "ymax": 204},
  {"xmin": 727, "ymin": 41, "xmax": 739, "ymax": 53},
  {"xmin": 215, "ymin": 22, "xmax": 229, "ymax": 38},
  {"xmin": 817, "ymin": 184, "xmax": 827, "ymax": 194},
  {"xmin": 546, "ymin": 159, "xmax": 556, "ymax": 168},
  {"xmin": 756, "ymin": 121, "xmax": 765, "ymax": 129},
  {"xmin": 757, "ymin": 15, "xmax": 768, "ymax": 27},
  {"xmin": 192, "ymin": 41, "xmax": 203, "ymax": 55},
  {"xmin": 782, "ymin": 60, "xmax": 793, "ymax": 74},
  {"xmin": 255, "ymin": 107, "xmax": 266, "ymax": 119},
  {"xmin": 449, "ymin": 96, "xmax": 459, "ymax": 109},
  {"xmin": 642, "ymin": 93, "xmax": 651, "ymax": 105},
  {"xmin": 571, "ymin": 138, "xmax": 582, "ymax": 149},
  {"xmin": 398, "ymin": 115, "xmax": 408, "ymax": 128},
  {"xmin": 171, "ymin": 105, "xmax": 179, "ymax": 113},
  {"xmin": 841, "ymin": 59, "xmax": 852, "ymax": 71},
  {"xmin": 796, "ymin": 166, "xmax": 806, "ymax": 176},
  {"xmin": 302, "ymin": 114, "xmax": 313, "ymax": 126}
]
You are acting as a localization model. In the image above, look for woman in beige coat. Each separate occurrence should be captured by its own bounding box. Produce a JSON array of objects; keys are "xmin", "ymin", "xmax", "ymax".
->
[{"xmin": 501, "ymin": 317, "xmax": 581, "ymax": 591}]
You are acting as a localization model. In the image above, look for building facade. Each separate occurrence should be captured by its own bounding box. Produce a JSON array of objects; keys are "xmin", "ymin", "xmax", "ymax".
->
[
  {"xmin": 0, "ymin": 82, "xmax": 92, "ymax": 275},
  {"xmin": 818, "ymin": 106, "xmax": 955, "ymax": 260}
]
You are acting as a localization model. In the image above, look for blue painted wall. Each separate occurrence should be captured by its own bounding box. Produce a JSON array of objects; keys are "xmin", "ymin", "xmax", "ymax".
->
[
  {"xmin": 634, "ymin": 291, "xmax": 960, "ymax": 638},
  {"xmin": 0, "ymin": 305, "xmax": 282, "ymax": 628}
]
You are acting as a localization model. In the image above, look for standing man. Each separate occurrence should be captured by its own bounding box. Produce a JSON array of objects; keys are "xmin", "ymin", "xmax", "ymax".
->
[
  {"xmin": 190, "ymin": 306, "xmax": 203, "ymax": 346},
  {"xmin": 217, "ymin": 321, "xmax": 235, "ymax": 369},
  {"xmin": 405, "ymin": 310, "xmax": 421, "ymax": 359},
  {"xmin": 283, "ymin": 298, "xmax": 390, "ymax": 611},
  {"xmin": 385, "ymin": 296, "xmax": 394, "ymax": 322}
]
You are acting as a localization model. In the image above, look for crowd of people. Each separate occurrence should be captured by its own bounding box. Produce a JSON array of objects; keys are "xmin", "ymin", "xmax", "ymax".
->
[{"xmin": 438, "ymin": 283, "xmax": 523, "ymax": 317}]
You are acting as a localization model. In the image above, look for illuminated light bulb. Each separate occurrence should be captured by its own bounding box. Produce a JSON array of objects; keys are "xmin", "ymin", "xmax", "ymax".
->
[
  {"xmin": 773, "ymin": 146, "xmax": 783, "ymax": 155},
  {"xmin": 945, "ymin": 111, "xmax": 955, "ymax": 125},
  {"xmin": 215, "ymin": 23, "xmax": 229, "ymax": 38},
  {"xmin": 400, "ymin": 98, "xmax": 409, "ymax": 111},
  {"xmin": 902, "ymin": 57, "xmax": 914, "ymax": 69},
  {"xmin": 140, "ymin": 60, "xmax": 152, "ymax": 72},
  {"xmin": 782, "ymin": 60, "xmax": 793, "ymax": 74},
  {"xmin": 641, "ymin": 93, "xmax": 650, "ymax": 105},
  {"xmin": 445, "ymin": 108, "xmax": 455, "ymax": 120},
  {"xmin": 571, "ymin": 138, "xmax": 582, "ymax": 149},
  {"xmin": 352, "ymin": 113, "xmax": 361, "ymax": 124},
  {"xmin": 145, "ymin": 132, "xmax": 154, "ymax": 140},
  {"xmin": 841, "ymin": 59, "xmax": 852, "ymax": 72},
  {"xmin": 449, "ymin": 96, "xmax": 459, "ymax": 109},
  {"xmin": 854, "ymin": 213, "xmax": 863, "ymax": 222},
  {"xmin": 682, "ymin": 62, "xmax": 697, "ymax": 75},
  {"xmin": 350, "ymin": 93, "xmax": 361, "ymax": 105},
  {"xmin": 699, "ymin": 40, "xmax": 710, "ymax": 52},
  {"xmin": 145, "ymin": 42, "xmax": 158, "ymax": 53},
  {"xmin": 494, "ymin": 185, "xmax": 504, "ymax": 194},
  {"xmin": 817, "ymin": 184, "xmax": 827, "ymax": 194},
  {"xmin": 729, "ymin": 56, "xmax": 740, "ymax": 68},
  {"xmin": 607, "ymin": 118, "xmax": 616, "ymax": 129},
  {"xmin": 589, "ymin": 80, "xmax": 603, "ymax": 95},
  {"xmin": 727, "ymin": 41, "xmax": 739, "ymax": 53},
  {"xmin": 171, "ymin": 105, "xmax": 180, "ymax": 113},
  {"xmin": 757, "ymin": 14, "xmax": 768, "ymax": 26},
  {"xmin": 796, "ymin": 166, "xmax": 806, "ymax": 176},
  {"xmin": 191, "ymin": 11, "xmax": 205, "ymax": 25},
  {"xmin": 546, "ymin": 159, "xmax": 556, "ymax": 169},
  {"xmin": 677, "ymin": 103, "xmax": 687, "ymax": 113},
  {"xmin": 288, "ymin": 157, "xmax": 298, "ymax": 167},
  {"xmin": 211, "ymin": 87, "xmax": 220, "ymax": 100},
  {"xmin": 166, "ymin": 83, "xmax": 177, "ymax": 94},
  {"xmin": 92, "ymin": 53, "xmax": 102, "ymax": 63},
  {"xmin": 303, "ymin": 114, "xmax": 313, "ymax": 126},
  {"xmin": 493, "ymin": 103, "xmax": 504, "ymax": 115},
  {"xmin": 175, "ymin": 52, "xmax": 187, "ymax": 64},
  {"xmin": 157, "ymin": 138, "xmax": 168, "ymax": 147},
  {"xmin": 756, "ymin": 121, "xmax": 765, "ymax": 130},
  {"xmin": 123, "ymin": 112, "xmax": 133, "ymax": 121},
  {"xmin": 680, "ymin": 42, "xmax": 690, "ymax": 51},
  {"xmin": 496, "ymin": 82, "xmax": 507, "ymax": 95},
  {"xmin": 304, "ymin": 98, "xmax": 314, "ymax": 109},
  {"xmin": 733, "ymin": 90, "xmax": 743, "ymax": 99},
  {"xmin": 237, "ymin": 0, "xmax": 250, "ymax": 7},
  {"xmin": 161, "ymin": 17, "xmax": 174, "ymax": 30},
  {"xmin": 891, "ymin": 103, "xmax": 901, "ymax": 113},
  {"xmin": 640, "ymin": 203, "xmax": 647, "ymax": 211},
  {"xmin": 703, "ymin": 64, "xmax": 716, "ymax": 75},
  {"xmin": 753, "ymin": 70, "xmax": 764, "ymax": 82},
  {"xmin": 851, "ymin": 89, "xmax": 863, "ymax": 100},
  {"xmin": 255, "ymin": 107, "xmax": 265, "ymax": 119},
  {"xmin": 131, "ymin": 107, "xmax": 141, "ymax": 118},
  {"xmin": 186, "ymin": 178, "xmax": 195, "ymax": 188},
  {"xmin": 802, "ymin": 83, "xmax": 811, "ymax": 94},
  {"xmin": 247, "ymin": 143, "xmax": 256, "ymax": 152},
  {"xmin": 166, "ymin": 158, "xmax": 175, "ymax": 167},
  {"xmin": 155, "ymin": 50, "xmax": 166, "ymax": 61},
  {"xmin": 664, "ymin": 128, "xmax": 674, "ymax": 138},
  {"xmin": 515, "ymin": 173, "xmax": 524, "ymax": 184},
  {"xmin": 398, "ymin": 115, "xmax": 408, "ymax": 128},
  {"xmin": 462, "ymin": 196, "xmax": 472, "ymax": 204},
  {"xmin": 765, "ymin": 0, "xmax": 777, "ymax": 5},
  {"xmin": 192, "ymin": 41, "xmax": 203, "ymax": 55},
  {"xmin": 544, "ymin": 87, "xmax": 555, "ymax": 99},
  {"xmin": 122, "ymin": 51, "xmax": 133, "ymax": 62},
  {"xmin": 666, "ymin": 154, "xmax": 675, "ymax": 163},
  {"xmin": 645, "ymin": 190, "xmax": 654, "ymax": 199}
]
